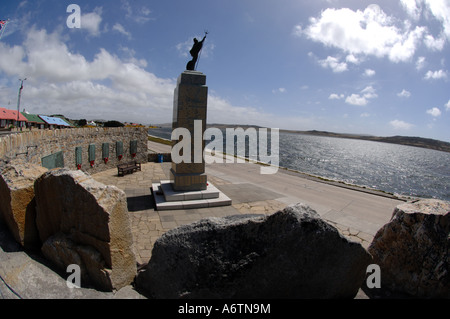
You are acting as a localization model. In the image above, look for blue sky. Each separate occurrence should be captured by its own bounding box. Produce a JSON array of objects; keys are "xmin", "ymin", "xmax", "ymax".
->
[{"xmin": 0, "ymin": 0, "xmax": 449, "ymax": 142}]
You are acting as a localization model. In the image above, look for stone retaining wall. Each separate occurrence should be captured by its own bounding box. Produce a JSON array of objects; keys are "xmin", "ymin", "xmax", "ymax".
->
[{"xmin": 0, "ymin": 128, "xmax": 148, "ymax": 174}]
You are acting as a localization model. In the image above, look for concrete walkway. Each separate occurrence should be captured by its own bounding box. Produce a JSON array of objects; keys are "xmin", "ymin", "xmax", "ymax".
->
[{"xmin": 92, "ymin": 141, "xmax": 404, "ymax": 265}]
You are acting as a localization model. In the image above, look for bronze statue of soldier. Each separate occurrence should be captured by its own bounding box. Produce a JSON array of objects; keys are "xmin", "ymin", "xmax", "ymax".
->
[{"xmin": 186, "ymin": 31, "xmax": 208, "ymax": 71}]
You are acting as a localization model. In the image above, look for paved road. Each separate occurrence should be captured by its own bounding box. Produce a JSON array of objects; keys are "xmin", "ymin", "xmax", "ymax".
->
[{"xmin": 207, "ymin": 162, "xmax": 401, "ymax": 236}]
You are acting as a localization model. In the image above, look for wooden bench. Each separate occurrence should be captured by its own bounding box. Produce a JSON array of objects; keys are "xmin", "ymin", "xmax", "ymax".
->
[{"xmin": 117, "ymin": 161, "xmax": 141, "ymax": 176}]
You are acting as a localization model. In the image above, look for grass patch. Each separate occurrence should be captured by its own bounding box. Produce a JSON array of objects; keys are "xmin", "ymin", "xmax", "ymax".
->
[{"xmin": 148, "ymin": 135, "xmax": 172, "ymax": 145}]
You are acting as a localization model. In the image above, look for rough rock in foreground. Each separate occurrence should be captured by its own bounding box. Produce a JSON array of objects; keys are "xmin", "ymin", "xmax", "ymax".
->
[
  {"xmin": 136, "ymin": 203, "xmax": 372, "ymax": 298},
  {"xmin": 0, "ymin": 163, "xmax": 47, "ymax": 249},
  {"xmin": 368, "ymin": 199, "xmax": 449, "ymax": 298},
  {"xmin": 35, "ymin": 168, "xmax": 137, "ymax": 291}
]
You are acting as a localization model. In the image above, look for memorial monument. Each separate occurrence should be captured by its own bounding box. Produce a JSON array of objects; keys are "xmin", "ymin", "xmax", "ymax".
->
[
  {"xmin": 170, "ymin": 70, "xmax": 208, "ymax": 191},
  {"xmin": 153, "ymin": 32, "xmax": 231, "ymax": 210}
]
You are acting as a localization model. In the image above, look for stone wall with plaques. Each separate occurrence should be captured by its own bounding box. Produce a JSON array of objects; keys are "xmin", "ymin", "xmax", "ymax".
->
[{"xmin": 0, "ymin": 127, "xmax": 148, "ymax": 174}]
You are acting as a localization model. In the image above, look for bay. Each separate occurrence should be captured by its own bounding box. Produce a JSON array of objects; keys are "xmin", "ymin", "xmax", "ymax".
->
[{"xmin": 148, "ymin": 128, "xmax": 450, "ymax": 201}]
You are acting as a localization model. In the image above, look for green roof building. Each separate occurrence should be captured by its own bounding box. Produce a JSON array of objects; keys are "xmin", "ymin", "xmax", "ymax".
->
[{"xmin": 21, "ymin": 112, "xmax": 45, "ymax": 129}]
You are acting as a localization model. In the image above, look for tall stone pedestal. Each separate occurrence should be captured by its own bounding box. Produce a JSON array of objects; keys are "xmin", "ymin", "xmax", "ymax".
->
[
  {"xmin": 152, "ymin": 70, "xmax": 232, "ymax": 211},
  {"xmin": 170, "ymin": 71, "xmax": 208, "ymax": 191}
]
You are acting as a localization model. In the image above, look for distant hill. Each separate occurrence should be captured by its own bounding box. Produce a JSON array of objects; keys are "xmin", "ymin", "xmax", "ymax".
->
[
  {"xmin": 367, "ymin": 135, "xmax": 450, "ymax": 153},
  {"xmin": 283, "ymin": 129, "xmax": 450, "ymax": 153},
  {"xmin": 207, "ymin": 123, "xmax": 264, "ymax": 130}
]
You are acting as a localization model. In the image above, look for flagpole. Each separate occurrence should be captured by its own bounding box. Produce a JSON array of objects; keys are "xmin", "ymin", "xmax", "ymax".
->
[
  {"xmin": 16, "ymin": 78, "xmax": 26, "ymax": 129},
  {"xmin": 0, "ymin": 19, "xmax": 10, "ymax": 41},
  {"xmin": 195, "ymin": 30, "xmax": 208, "ymax": 70}
]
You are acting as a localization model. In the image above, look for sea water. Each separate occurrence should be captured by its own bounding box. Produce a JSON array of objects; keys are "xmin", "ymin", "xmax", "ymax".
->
[{"xmin": 148, "ymin": 128, "xmax": 450, "ymax": 201}]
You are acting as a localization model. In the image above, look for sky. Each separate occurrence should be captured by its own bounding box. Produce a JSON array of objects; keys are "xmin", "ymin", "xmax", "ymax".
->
[{"xmin": 0, "ymin": 0, "xmax": 449, "ymax": 142}]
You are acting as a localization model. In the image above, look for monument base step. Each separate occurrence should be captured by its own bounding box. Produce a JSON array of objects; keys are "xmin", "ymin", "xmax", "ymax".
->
[{"xmin": 152, "ymin": 180, "xmax": 232, "ymax": 211}]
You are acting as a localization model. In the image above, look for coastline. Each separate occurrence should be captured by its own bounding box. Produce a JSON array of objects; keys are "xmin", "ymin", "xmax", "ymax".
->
[
  {"xmin": 148, "ymin": 135, "xmax": 409, "ymax": 202},
  {"xmin": 280, "ymin": 129, "xmax": 450, "ymax": 154}
]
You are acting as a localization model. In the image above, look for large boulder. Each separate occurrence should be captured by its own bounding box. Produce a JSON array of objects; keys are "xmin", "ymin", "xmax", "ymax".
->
[
  {"xmin": 34, "ymin": 168, "xmax": 137, "ymax": 291},
  {"xmin": 0, "ymin": 163, "xmax": 47, "ymax": 249},
  {"xmin": 136, "ymin": 203, "xmax": 372, "ymax": 298},
  {"xmin": 368, "ymin": 199, "xmax": 449, "ymax": 298}
]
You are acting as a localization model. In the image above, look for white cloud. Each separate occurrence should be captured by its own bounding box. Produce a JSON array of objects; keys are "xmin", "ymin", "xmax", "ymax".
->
[
  {"xmin": 416, "ymin": 56, "xmax": 426, "ymax": 70},
  {"xmin": 345, "ymin": 94, "xmax": 368, "ymax": 106},
  {"xmin": 390, "ymin": 119, "xmax": 414, "ymax": 130},
  {"xmin": 0, "ymin": 28, "xmax": 176, "ymax": 123},
  {"xmin": 300, "ymin": 1, "xmax": 450, "ymax": 65},
  {"xmin": 293, "ymin": 25, "xmax": 302, "ymax": 36},
  {"xmin": 345, "ymin": 86, "xmax": 377, "ymax": 106},
  {"xmin": 400, "ymin": 0, "xmax": 422, "ymax": 20},
  {"xmin": 0, "ymin": 28, "xmax": 288, "ymax": 127},
  {"xmin": 424, "ymin": 33, "xmax": 446, "ymax": 51},
  {"xmin": 424, "ymin": 69, "xmax": 448, "ymax": 80},
  {"xmin": 426, "ymin": 107, "xmax": 442, "ymax": 117},
  {"xmin": 122, "ymin": 0, "xmax": 153, "ymax": 24},
  {"xmin": 141, "ymin": 7, "xmax": 152, "ymax": 17},
  {"xmin": 423, "ymin": 0, "xmax": 450, "ymax": 39},
  {"xmin": 364, "ymin": 69, "xmax": 376, "ymax": 77},
  {"xmin": 208, "ymin": 95, "xmax": 270, "ymax": 125},
  {"xmin": 18, "ymin": 1, "xmax": 28, "ymax": 9},
  {"xmin": 397, "ymin": 89, "xmax": 411, "ymax": 98},
  {"xmin": 361, "ymin": 86, "xmax": 378, "ymax": 99},
  {"xmin": 401, "ymin": 0, "xmax": 450, "ymax": 42},
  {"xmin": 360, "ymin": 112, "xmax": 370, "ymax": 118},
  {"xmin": 318, "ymin": 56, "xmax": 348, "ymax": 73},
  {"xmin": 81, "ymin": 7, "xmax": 103, "ymax": 36},
  {"xmin": 329, "ymin": 93, "xmax": 344, "ymax": 100},
  {"xmin": 345, "ymin": 54, "xmax": 361, "ymax": 64},
  {"xmin": 299, "ymin": 5, "xmax": 425, "ymax": 63},
  {"xmin": 119, "ymin": 46, "xmax": 147, "ymax": 68},
  {"xmin": 113, "ymin": 23, "xmax": 131, "ymax": 39},
  {"xmin": 272, "ymin": 88, "xmax": 286, "ymax": 94},
  {"xmin": 329, "ymin": 86, "xmax": 378, "ymax": 106},
  {"xmin": 446, "ymin": 100, "xmax": 450, "ymax": 111},
  {"xmin": 389, "ymin": 26, "xmax": 425, "ymax": 62}
]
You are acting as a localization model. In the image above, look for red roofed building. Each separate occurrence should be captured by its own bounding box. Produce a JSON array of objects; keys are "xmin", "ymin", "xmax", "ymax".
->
[{"xmin": 0, "ymin": 107, "xmax": 28, "ymax": 129}]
